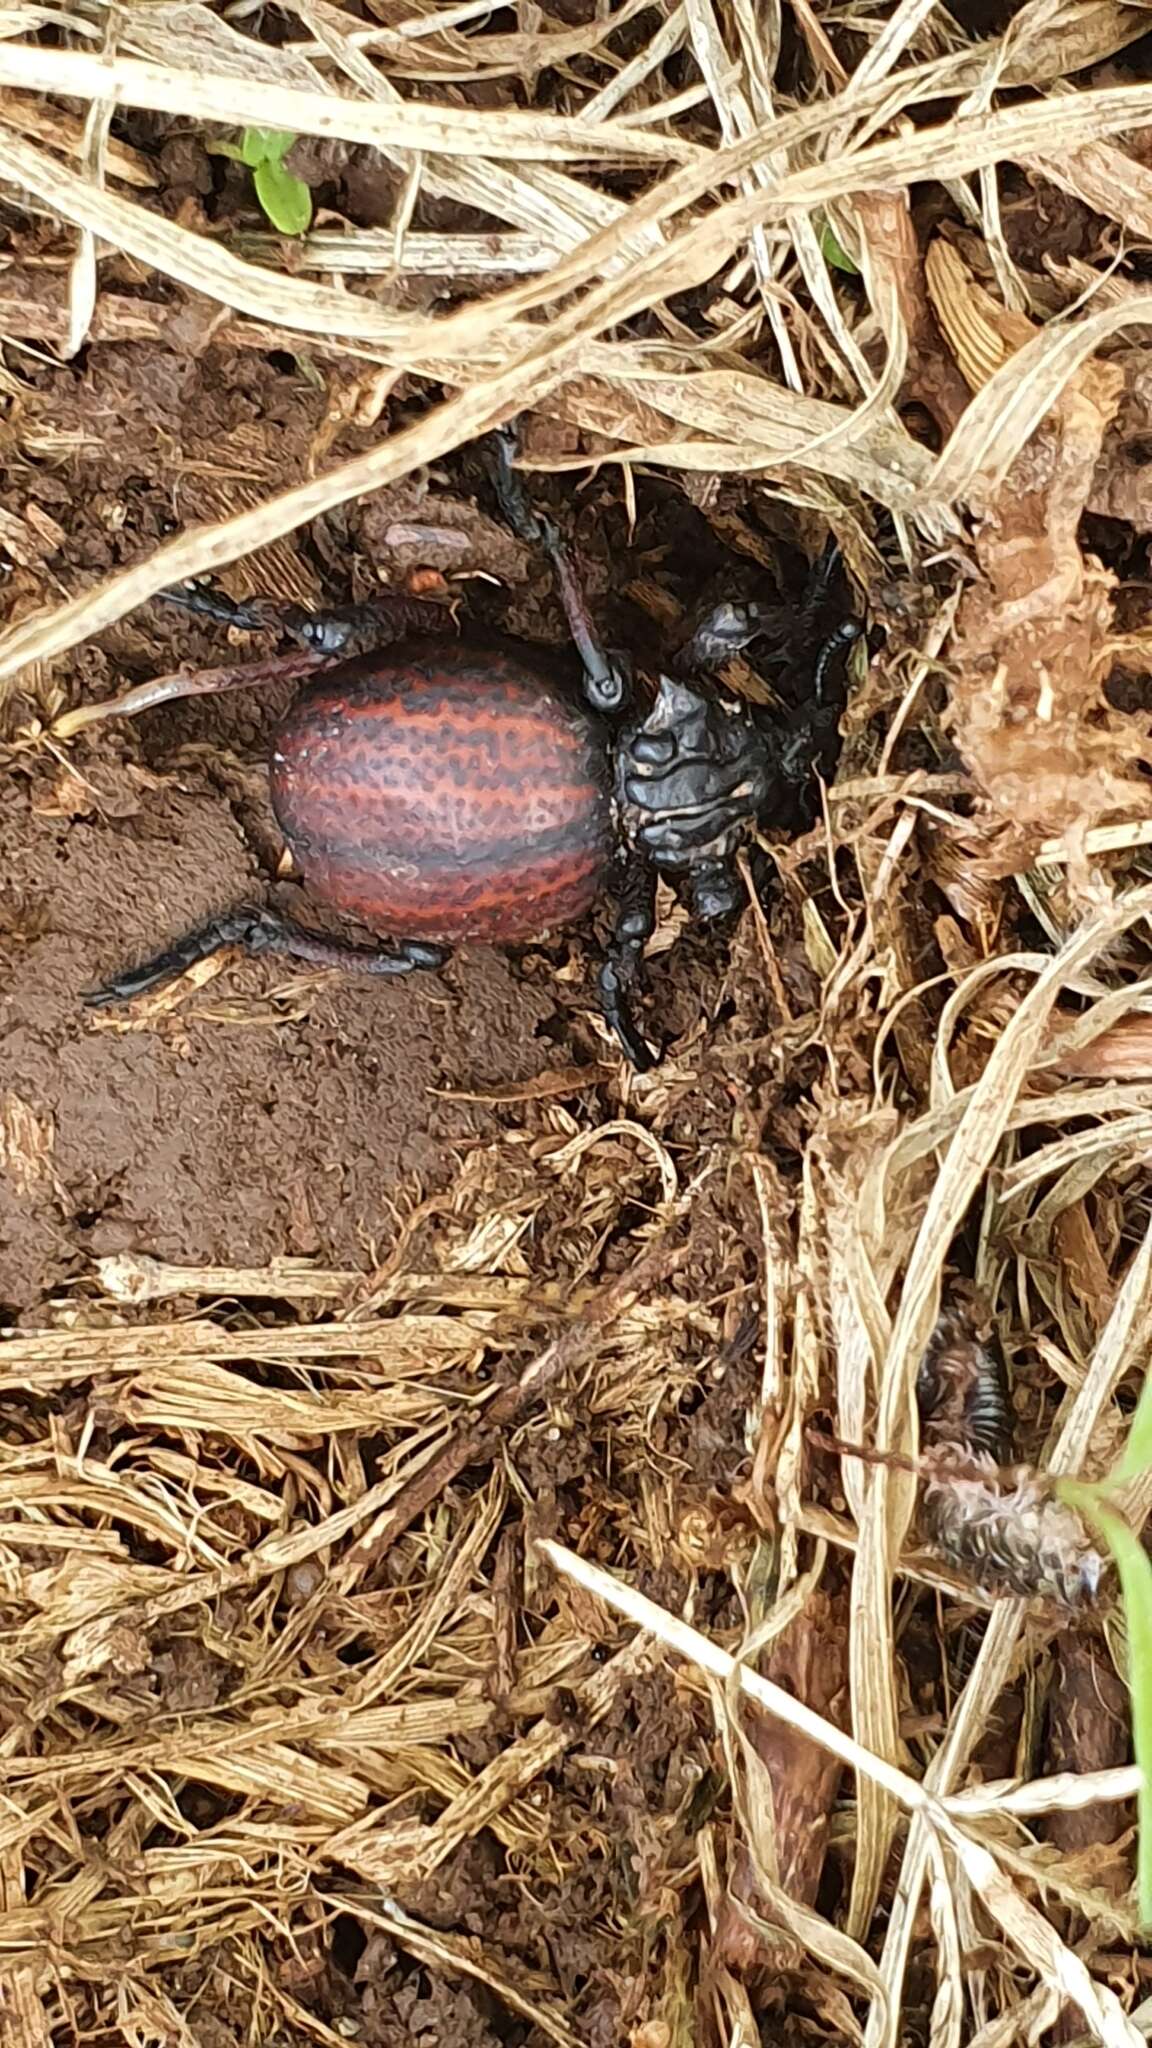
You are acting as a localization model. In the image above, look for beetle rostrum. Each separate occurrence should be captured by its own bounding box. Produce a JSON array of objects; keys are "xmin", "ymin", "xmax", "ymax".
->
[{"xmin": 83, "ymin": 423, "xmax": 860, "ymax": 1069}]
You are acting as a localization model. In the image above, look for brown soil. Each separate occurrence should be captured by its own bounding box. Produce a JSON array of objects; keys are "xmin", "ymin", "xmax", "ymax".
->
[
  {"xmin": 0, "ymin": 277, "xmax": 831, "ymax": 1318},
  {"xmin": 0, "ymin": 343, "xmax": 669, "ymax": 1315},
  {"xmin": 1, "ymin": 303, "xmax": 803, "ymax": 2048},
  {"xmin": 0, "ymin": 742, "xmax": 559, "ymax": 1310}
]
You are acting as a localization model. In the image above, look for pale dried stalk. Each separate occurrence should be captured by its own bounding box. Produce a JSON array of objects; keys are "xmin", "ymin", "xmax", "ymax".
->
[
  {"xmin": 849, "ymin": 897, "xmax": 1144, "ymax": 1935},
  {"xmin": 538, "ymin": 1542, "xmax": 1144, "ymax": 2047},
  {"xmin": 864, "ymin": 1212, "xmax": 1152, "ymax": 2048},
  {"xmin": 0, "ymin": 43, "xmax": 694, "ymax": 159},
  {"xmin": 947, "ymin": 1765, "xmax": 1142, "ymax": 1819}
]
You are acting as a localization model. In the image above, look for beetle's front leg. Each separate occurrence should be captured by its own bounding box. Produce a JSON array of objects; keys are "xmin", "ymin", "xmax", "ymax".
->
[
  {"xmin": 771, "ymin": 617, "xmax": 864, "ymax": 802},
  {"xmin": 675, "ymin": 542, "xmax": 863, "ymax": 683},
  {"xmin": 597, "ymin": 857, "xmax": 659, "ymax": 1072},
  {"xmin": 84, "ymin": 906, "xmax": 449, "ymax": 1007}
]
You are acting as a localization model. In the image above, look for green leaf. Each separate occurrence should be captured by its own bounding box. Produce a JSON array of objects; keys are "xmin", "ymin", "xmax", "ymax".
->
[
  {"xmin": 819, "ymin": 219, "xmax": 859, "ymax": 275},
  {"xmin": 1113, "ymin": 1370, "xmax": 1152, "ymax": 1484},
  {"xmin": 292, "ymin": 353, "xmax": 326, "ymax": 390},
  {"xmin": 211, "ymin": 140, "xmax": 247, "ymax": 163},
  {"xmin": 241, "ymin": 127, "xmax": 296, "ymax": 168},
  {"xmin": 1060, "ymin": 1484, "xmax": 1152, "ymax": 1926},
  {"xmin": 254, "ymin": 158, "xmax": 313, "ymax": 236}
]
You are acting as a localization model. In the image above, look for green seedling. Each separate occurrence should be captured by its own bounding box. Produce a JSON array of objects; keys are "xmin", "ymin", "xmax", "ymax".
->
[
  {"xmin": 818, "ymin": 217, "xmax": 858, "ymax": 275},
  {"xmin": 1056, "ymin": 1366, "xmax": 1152, "ymax": 1927},
  {"xmin": 215, "ymin": 128, "xmax": 312, "ymax": 236}
]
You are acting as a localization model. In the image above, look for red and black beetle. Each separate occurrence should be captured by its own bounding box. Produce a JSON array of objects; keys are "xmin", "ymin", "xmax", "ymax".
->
[{"xmin": 84, "ymin": 426, "xmax": 860, "ymax": 1068}]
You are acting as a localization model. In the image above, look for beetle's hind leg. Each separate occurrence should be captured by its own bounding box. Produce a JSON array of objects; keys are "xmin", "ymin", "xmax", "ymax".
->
[
  {"xmin": 597, "ymin": 858, "xmax": 659, "ymax": 1072},
  {"xmin": 53, "ymin": 650, "xmax": 326, "ymax": 741},
  {"xmin": 84, "ymin": 907, "xmax": 449, "ymax": 1007},
  {"xmin": 158, "ymin": 583, "xmax": 457, "ymax": 660}
]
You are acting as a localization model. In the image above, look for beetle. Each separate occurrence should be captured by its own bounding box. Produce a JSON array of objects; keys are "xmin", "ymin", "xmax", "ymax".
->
[{"xmin": 81, "ymin": 426, "xmax": 860, "ymax": 1068}]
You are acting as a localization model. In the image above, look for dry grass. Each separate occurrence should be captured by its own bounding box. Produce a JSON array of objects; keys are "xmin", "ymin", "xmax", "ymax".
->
[{"xmin": 4, "ymin": 0, "xmax": 1152, "ymax": 2042}]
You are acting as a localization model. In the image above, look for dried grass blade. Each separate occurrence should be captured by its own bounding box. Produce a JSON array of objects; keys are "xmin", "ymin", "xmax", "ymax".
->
[
  {"xmin": 938, "ymin": 1822, "xmax": 1143, "ymax": 2048},
  {"xmin": 0, "ymin": 129, "xmax": 457, "ymax": 348},
  {"xmin": 927, "ymin": 288, "xmax": 1152, "ymax": 504},
  {"xmin": 328, "ymin": 1632, "xmax": 657, "ymax": 1884},
  {"xmin": 281, "ymin": 0, "xmax": 640, "ymax": 249},
  {"xmin": 0, "ymin": 43, "xmax": 699, "ymax": 158},
  {"xmin": 539, "ymin": 1539, "xmax": 935, "ymax": 1813},
  {"xmin": 864, "ymin": 1215, "xmax": 1152, "ymax": 2046},
  {"xmin": 1024, "ymin": 137, "xmax": 1152, "ymax": 241}
]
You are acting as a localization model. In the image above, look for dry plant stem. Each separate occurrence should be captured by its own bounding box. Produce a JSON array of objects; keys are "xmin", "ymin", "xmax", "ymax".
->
[
  {"xmin": 0, "ymin": 48, "xmax": 693, "ymax": 161},
  {"xmin": 343, "ymin": 1234, "xmax": 684, "ymax": 1574},
  {"xmin": 539, "ymin": 1540, "xmax": 935, "ymax": 1814},
  {"xmin": 93, "ymin": 1253, "xmax": 572, "ymax": 1310},
  {"xmin": 847, "ymin": 894, "xmax": 1152, "ymax": 1939},
  {"xmin": 0, "ymin": 1318, "xmax": 535, "ymax": 1388},
  {"xmin": 96, "ymin": 1252, "xmax": 363, "ymax": 1302},
  {"xmin": 864, "ymin": 1211, "xmax": 1152, "ymax": 2048},
  {"xmin": 239, "ymin": 228, "xmax": 562, "ymax": 274},
  {"xmin": 541, "ymin": 1546, "xmax": 1144, "ymax": 2048},
  {"xmin": 948, "ymin": 1766, "xmax": 1142, "ymax": 1819},
  {"xmin": 5, "ymin": 86, "xmax": 1152, "ymax": 685}
]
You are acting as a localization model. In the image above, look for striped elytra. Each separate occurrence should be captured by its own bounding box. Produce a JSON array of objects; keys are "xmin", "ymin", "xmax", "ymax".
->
[{"xmin": 268, "ymin": 640, "xmax": 615, "ymax": 943}]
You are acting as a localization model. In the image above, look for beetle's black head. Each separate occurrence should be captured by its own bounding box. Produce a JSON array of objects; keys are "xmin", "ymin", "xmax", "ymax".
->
[{"xmin": 615, "ymin": 675, "xmax": 771, "ymax": 876}]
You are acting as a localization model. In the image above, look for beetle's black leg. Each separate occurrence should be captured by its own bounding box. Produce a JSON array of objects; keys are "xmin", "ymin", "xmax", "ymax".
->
[
  {"xmin": 485, "ymin": 424, "xmax": 630, "ymax": 717},
  {"xmin": 675, "ymin": 540, "xmax": 859, "ymax": 682},
  {"xmin": 597, "ymin": 858, "xmax": 659, "ymax": 1071},
  {"xmin": 83, "ymin": 906, "xmax": 449, "ymax": 1008},
  {"xmin": 682, "ymin": 855, "xmax": 743, "ymax": 921},
  {"xmin": 56, "ymin": 587, "xmax": 460, "ymax": 741},
  {"xmin": 158, "ymin": 584, "xmax": 456, "ymax": 660},
  {"xmin": 767, "ymin": 617, "xmax": 862, "ymax": 816},
  {"xmin": 53, "ymin": 651, "xmax": 327, "ymax": 740},
  {"xmin": 801, "ymin": 535, "xmax": 842, "ymax": 610},
  {"xmin": 812, "ymin": 617, "xmax": 864, "ymax": 704}
]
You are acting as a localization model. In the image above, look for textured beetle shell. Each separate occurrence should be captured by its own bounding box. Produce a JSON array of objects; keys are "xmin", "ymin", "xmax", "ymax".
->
[{"xmin": 269, "ymin": 641, "xmax": 615, "ymax": 943}]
